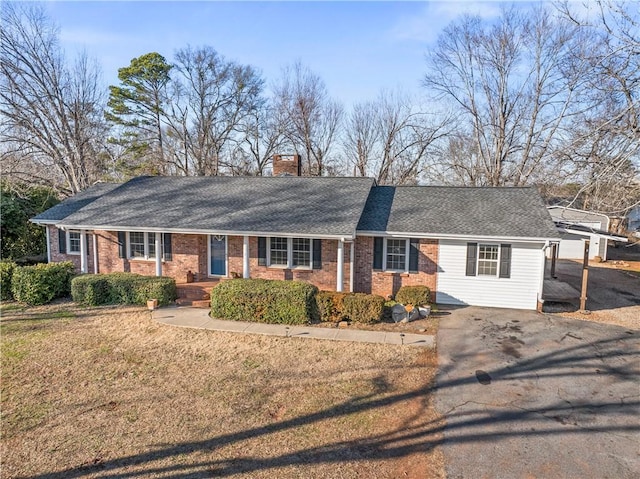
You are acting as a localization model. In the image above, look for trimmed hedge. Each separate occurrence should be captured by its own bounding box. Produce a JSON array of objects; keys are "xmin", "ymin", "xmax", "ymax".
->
[
  {"xmin": 210, "ymin": 279, "xmax": 318, "ymax": 325},
  {"xmin": 316, "ymin": 291, "xmax": 349, "ymax": 323},
  {"xmin": 342, "ymin": 293, "xmax": 385, "ymax": 324},
  {"xmin": 71, "ymin": 273, "xmax": 177, "ymax": 306},
  {"xmin": 395, "ymin": 285, "xmax": 431, "ymax": 306},
  {"xmin": 11, "ymin": 262, "xmax": 75, "ymax": 305},
  {"xmin": 0, "ymin": 261, "xmax": 17, "ymax": 301}
]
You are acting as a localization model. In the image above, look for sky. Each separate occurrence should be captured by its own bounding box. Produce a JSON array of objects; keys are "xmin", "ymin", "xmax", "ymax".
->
[{"xmin": 45, "ymin": 1, "xmax": 525, "ymax": 108}]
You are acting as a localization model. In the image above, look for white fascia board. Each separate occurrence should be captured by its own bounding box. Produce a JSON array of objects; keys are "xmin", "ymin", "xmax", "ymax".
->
[
  {"xmin": 54, "ymin": 223, "xmax": 354, "ymax": 240},
  {"xmin": 557, "ymin": 227, "xmax": 628, "ymax": 242},
  {"xmin": 29, "ymin": 219, "xmax": 58, "ymax": 225},
  {"xmin": 356, "ymin": 230, "xmax": 558, "ymax": 244}
]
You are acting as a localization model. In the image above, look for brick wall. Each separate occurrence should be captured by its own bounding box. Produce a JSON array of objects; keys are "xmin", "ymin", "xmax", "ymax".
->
[
  {"xmin": 47, "ymin": 228, "xmax": 438, "ymax": 297},
  {"xmin": 95, "ymin": 231, "xmax": 207, "ymax": 282},
  {"xmin": 354, "ymin": 236, "xmax": 438, "ymax": 300},
  {"xmin": 227, "ymin": 236, "xmax": 351, "ymax": 291},
  {"xmin": 48, "ymin": 225, "xmax": 95, "ymax": 273}
]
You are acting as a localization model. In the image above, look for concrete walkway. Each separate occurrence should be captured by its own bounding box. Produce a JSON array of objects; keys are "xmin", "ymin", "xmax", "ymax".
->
[{"xmin": 153, "ymin": 306, "xmax": 434, "ymax": 348}]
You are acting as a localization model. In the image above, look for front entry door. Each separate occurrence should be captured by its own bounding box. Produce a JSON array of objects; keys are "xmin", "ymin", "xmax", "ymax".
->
[{"xmin": 209, "ymin": 235, "xmax": 227, "ymax": 276}]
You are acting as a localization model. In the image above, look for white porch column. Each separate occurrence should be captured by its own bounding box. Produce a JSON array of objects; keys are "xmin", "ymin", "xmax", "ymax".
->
[
  {"xmin": 45, "ymin": 227, "xmax": 51, "ymax": 263},
  {"xmin": 155, "ymin": 232, "xmax": 162, "ymax": 276},
  {"xmin": 349, "ymin": 240, "xmax": 355, "ymax": 293},
  {"xmin": 336, "ymin": 239, "xmax": 344, "ymax": 292},
  {"xmin": 79, "ymin": 230, "xmax": 87, "ymax": 274},
  {"xmin": 93, "ymin": 233, "xmax": 98, "ymax": 274},
  {"xmin": 243, "ymin": 235, "xmax": 250, "ymax": 278}
]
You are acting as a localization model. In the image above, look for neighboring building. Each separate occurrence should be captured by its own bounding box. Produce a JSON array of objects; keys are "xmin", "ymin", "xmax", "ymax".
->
[
  {"xmin": 547, "ymin": 206, "xmax": 609, "ymax": 260},
  {"xmin": 627, "ymin": 206, "xmax": 640, "ymax": 233},
  {"xmin": 32, "ymin": 155, "xmax": 559, "ymax": 311}
]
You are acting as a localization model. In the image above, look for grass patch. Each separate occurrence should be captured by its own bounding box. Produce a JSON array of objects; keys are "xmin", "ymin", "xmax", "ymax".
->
[{"xmin": 1, "ymin": 304, "xmax": 444, "ymax": 479}]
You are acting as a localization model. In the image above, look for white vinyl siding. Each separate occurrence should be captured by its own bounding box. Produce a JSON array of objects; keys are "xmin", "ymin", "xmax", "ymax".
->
[{"xmin": 437, "ymin": 240, "xmax": 544, "ymax": 310}]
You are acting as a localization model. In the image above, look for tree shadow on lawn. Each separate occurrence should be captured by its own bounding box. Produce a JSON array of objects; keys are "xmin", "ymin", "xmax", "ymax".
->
[{"xmin": 18, "ymin": 332, "xmax": 640, "ymax": 479}]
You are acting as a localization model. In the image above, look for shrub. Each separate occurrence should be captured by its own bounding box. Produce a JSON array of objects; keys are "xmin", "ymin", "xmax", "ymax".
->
[
  {"xmin": 71, "ymin": 273, "xmax": 177, "ymax": 306},
  {"xmin": 11, "ymin": 262, "xmax": 75, "ymax": 305},
  {"xmin": 342, "ymin": 293, "xmax": 385, "ymax": 324},
  {"xmin": 0, "ymin": 261, "xmax": 17, "ymax": 301},
  {"xmin": 395, "ymin": 285, "xmax": 431, "ymax": 306},
  {"xmin": 210, "ymin": 279, "xmax": 318, "ymax": 325},
  {"xmin": 316, "ymin": 291, "xmax": 349, "ymax": 323}
]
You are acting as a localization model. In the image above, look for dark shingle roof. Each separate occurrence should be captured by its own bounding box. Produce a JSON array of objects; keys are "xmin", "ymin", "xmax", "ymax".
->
[
  {"xmin": 31, "ymin": 183, "xmax": 121, "ymax": 223},
  {"xmin": 58, "ymin": 176, "xmax": 375, "ymax": 237},
  {"xmin": 357, "ymin": 186, "xmax": 559, "ymax": 239}
]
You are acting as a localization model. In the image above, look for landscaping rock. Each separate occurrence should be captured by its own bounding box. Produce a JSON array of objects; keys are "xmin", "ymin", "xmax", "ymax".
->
[{"xmin": 391, "ymin": 304, "xmax": 408, "ymax": 323}]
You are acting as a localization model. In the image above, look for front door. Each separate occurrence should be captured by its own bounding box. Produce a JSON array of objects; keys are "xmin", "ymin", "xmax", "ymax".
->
[{"xmin": 209, "ymin": 235, "xmax": 227, "ymax": 276}]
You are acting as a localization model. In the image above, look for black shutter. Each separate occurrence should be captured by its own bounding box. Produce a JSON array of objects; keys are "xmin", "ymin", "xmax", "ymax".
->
[
  {"xmin": 258, "ymin": 237, "xmax": 267, "ymax": 266},
  {"xmin": 85, "ymin": 234, "xmax": 90, "ymax": 255},
  {"xmin": 117, "ymin": 231, "xmax": 127, "ymax": 259},
  {"xmin": 466, "ymin": 243, "xmax": 477, "ymax": 276},
  {"xmin": 373, "ymin": 237, "xmax": 383, "ymax": 270},
  {"xmin": 163, "ymin": 233, "xmax": 172, "ymax": 261},
  {"xmin": 58, "ymin": 228, "xmax": 66, "ymax": 254},
  {"xmin": 313, "ymin": 239, "xmax": 322, "ymax": 269},
  {"xmin": 499, "ymin": 244, "xmax": 512, "ymax": 278},
  {"xmin": 409, "ymin": 239, "xmax": 419, "ymax": 273}
]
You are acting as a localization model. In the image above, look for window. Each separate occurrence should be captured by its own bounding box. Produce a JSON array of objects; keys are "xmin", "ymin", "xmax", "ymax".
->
[
  {"xmin": 466, "ymin": 243, "xmax": 510, "ymax": 278},
  {"xmin": 127, "ymin": 232, "xmax": 168, "ymax": 260},
  {"xmin": 129, "ymin": 232, "xmax": 145, "ymax": 258},
  {"xmin": 373, "ymin": 237, "xmax": 420, "ymax": 273},
  {"xmin": 292, "ymin": 238, "xmax": 311, "ymax": 267},
  {"xmin": 386, "ymin": 239, "xmax": 407, "ymax": 271},
  {"xmin": 68, "ymin": 230, "xmax": 81, "ymax": 254},
  {"xmin": 477, "ymin": 244, "xmax": 499, "ymax": 276},
  {"xmin": 269, "ymin": 237, "xmax": 289, "ymax": 266},
  {"xmin": 268, "ymin": 237, "xmax": 312, "ymax": 268}
]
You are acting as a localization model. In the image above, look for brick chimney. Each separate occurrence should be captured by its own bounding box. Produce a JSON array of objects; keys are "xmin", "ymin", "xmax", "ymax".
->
[{"xmin": 272, "ymin": 154, "xmax": 301, "ymax": 176}]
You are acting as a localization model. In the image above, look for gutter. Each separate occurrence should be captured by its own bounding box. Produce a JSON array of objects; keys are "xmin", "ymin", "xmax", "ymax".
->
[
  {"xmin": 356, "ymin": 230, "xmax": 559, "ymax": 243},
  {"xmin": 51, "ymin": 223, "xmax": 356, "ymax": 241}
]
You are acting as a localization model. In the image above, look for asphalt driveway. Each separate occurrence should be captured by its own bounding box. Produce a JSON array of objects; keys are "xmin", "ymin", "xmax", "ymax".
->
[{"xmin": 434, "ymin": 306, "xmax": 639, "ymax": 479}]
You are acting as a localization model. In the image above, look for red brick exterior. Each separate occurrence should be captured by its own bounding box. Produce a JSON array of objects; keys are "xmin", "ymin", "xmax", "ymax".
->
[
  {"xmin": 47, "ymin": 229, "xmax": 437, "ymax": 296},
  {"xmin": 225, "ymin": 236, "xmax": 351, "ymax": 291},
  {"xmin": 48, "ymin": 225, "xmax": 96, "ymax": 273},
  {"xmin": 354, "ymin": 236, "xmax": 438, "ymax": 300},
  {"xmin": 95, "ymin": 231, "xmax": 207, "ymax": 282}
]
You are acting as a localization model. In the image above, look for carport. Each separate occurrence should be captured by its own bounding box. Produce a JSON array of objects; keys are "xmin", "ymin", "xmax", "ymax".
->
[{"xmin": 545, "ymin": 224, "xmax": 628, "ymax": 310}]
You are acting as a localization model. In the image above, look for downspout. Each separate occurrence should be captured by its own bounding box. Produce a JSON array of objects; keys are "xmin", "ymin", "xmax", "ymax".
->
[{"xmin": 538, "ymin": 241, "xmax": 550, "ymax": 310}]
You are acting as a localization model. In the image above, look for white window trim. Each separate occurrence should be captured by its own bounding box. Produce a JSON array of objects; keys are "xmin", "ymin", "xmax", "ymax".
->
[
  {"xmin": 477, "ymin": 243, "xmax": 500, "ymax": 277},
  {"xmin": 127, "ymin": 232, "xmax": 166, "ymax": 261},
  {"xmin": 267, "ymin": 237, "xmax": 313, "ymax": 270},
  {"xmin": 66, "ymin": 230, "xmax": 81, "ymax": 255},
  {"xmin": 207, "ymin": 235, "xmax": 228, "ymax": 277},
  {"xmin": 383, "ymin": 237, "xmax": 410, "ymax": 273}
]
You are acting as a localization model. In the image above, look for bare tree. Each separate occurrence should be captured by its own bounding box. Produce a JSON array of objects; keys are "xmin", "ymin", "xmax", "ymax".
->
[
  {"xmin": 557, "ymin": 0, "xmax": 640, "ymax": 215},
  {"xmin": 166, "ymin": 46, "xmax": 264, "ymax": 176},
  {"xmin": 273, "ymin": 62, "xmax": 343, "ymax": 176},
  {"xmin": 232, "ymin": 99, "xmax": 287, "ymax": 176},
  {"xmin": 0, "ymin": 3, "xmax": 106, "ymax": 195},
  {"xmin": 343, "ymin": 91, "xmax": 452, "ymax": 184},
  {"xmin": 424, "ymin": 7, "xmax": 588, "ymax": 186}
]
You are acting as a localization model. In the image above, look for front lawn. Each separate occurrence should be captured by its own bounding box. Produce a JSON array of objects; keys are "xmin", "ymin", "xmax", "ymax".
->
[{"xmin": 1, "ymin": 303, "xmax": 444, "ymax": 478}]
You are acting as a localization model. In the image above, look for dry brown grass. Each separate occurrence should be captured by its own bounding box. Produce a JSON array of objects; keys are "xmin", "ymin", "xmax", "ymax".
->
[{"xmin": 1, "ymin": 301, "xmax": 444, "ymax": 479}]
